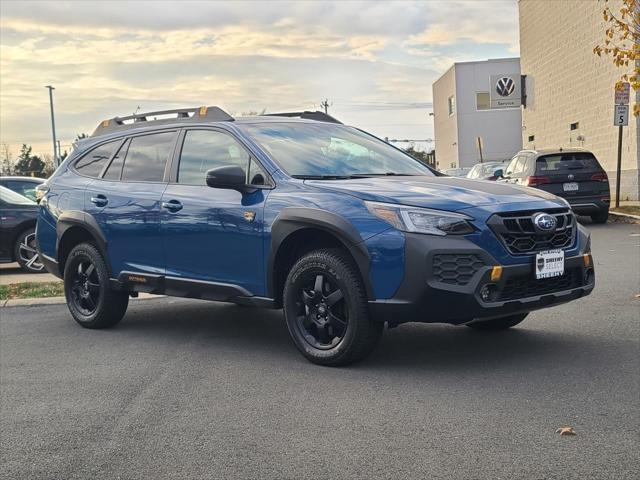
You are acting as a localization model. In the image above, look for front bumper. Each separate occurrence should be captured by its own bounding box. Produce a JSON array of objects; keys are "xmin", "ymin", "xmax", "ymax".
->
[{"xmin": 368, "ymin": 233, "xmax": 594, "ymax": 326}]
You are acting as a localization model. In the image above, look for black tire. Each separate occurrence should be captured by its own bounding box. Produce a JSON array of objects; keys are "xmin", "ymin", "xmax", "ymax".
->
[
  {"xmin": 590, "ymin": 210, "xmax": 609, "ymax": 224},
  {"xmin": 466, "ymin": 313, "xmax": 528, "ymax": 331},
  {"xmin": 283, "ymin": 248, "xmax": 383, "ymax": 366},
  {"xmin": 63, "ymin": 242, "xmax": 129, "ymax": 329},
  {"xmin": 14, "ymin": 227, "xmax": 44, "ymax": 273}
]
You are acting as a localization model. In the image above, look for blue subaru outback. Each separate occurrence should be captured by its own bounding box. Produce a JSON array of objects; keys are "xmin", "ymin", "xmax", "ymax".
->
[{"xmin": 36, "ymin": 106, "xmax": 595, "ymax": 365}]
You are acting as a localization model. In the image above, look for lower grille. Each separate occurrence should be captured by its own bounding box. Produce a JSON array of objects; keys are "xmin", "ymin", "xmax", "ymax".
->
[
  {"xmin": 488, "ymin": 209, "xmax": 576, "ymax": 255},
  {"xmin": 433, "ymin": 254, "xmax": 485, "ymax": 285},
  {"xmin": 497, "ymin": 268, "xmax": 582, "ymax": 301}
]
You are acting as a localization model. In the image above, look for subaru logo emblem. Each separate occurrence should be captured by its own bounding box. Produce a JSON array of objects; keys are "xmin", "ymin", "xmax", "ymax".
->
[
  {"xmin": 533, "ymin": 213, "xmax": 557, "ymax": 232},
  {"xmin": 496, "ymin": 77, "xmax": 515, "ymax": 97}
]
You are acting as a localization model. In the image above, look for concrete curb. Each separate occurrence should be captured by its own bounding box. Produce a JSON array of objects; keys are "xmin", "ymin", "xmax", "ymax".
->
[
  {"xmin": 609, "ymin": 211, "xmax": 640, "ymax": 223},
  {"xmin": 1, "ymin": 293, "xmax": 165, "ymax": 308}
]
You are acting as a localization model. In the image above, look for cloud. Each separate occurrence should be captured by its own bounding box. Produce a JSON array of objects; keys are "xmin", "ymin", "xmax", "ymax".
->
[{"xmin": 0, "ymin": 1, "xmax": 519, "ymax": 156}]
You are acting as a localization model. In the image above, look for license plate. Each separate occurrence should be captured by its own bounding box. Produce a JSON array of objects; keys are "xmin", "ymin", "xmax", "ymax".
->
[
  {"xmin": 563, "ymin": 182, "xmax": 579, "ymax": 192},
  {"xmin": 535, "ymin": 249, "xmax": 565, "ymax": 279}
]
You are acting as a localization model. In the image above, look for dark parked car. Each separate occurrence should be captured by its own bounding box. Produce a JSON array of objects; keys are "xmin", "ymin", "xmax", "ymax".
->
[
  {"xmin": 36, "ymin": 107, "xmax": 594, "ymax": 366},
  {"xmin": 499, "ymin": 149, "xmax": 610, "ymax": 223},
  {"xmin": 466, "ymin": 161, "xmax": 508, "ymax": 181},
  {"xmin": 0, "ymin": 185, "xmax": 44, "ymax": 272},
  {"xmin": 0, "ymin": 176, "xmax": 45, "ymax": 202}
]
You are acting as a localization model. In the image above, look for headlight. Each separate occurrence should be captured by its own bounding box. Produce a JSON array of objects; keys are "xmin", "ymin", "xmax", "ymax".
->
[{"xmin": 365, "ymin": 201, "xmax": 475, "ymax": 236}]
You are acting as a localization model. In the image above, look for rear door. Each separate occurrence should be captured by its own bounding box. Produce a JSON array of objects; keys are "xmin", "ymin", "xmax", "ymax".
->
[
  {"xmin": 533, "ymin": 152, "xmax": 608, "ymax": 199},
  {"xmin": 85, "ymin": 130, "xmax": 178, "ymax": 276}
]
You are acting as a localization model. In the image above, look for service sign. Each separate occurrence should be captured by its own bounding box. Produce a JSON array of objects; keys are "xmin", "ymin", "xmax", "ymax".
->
[
  {"xmin": 614, "ymin": 82, "xmax": 630, "ymax": 105},
  {"xmin": 489, "ymin": 74, "xmax": 522, "ymax": 108}
]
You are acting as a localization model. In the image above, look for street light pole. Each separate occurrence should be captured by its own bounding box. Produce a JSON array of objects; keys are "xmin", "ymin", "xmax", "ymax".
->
[{"xmin": 45, "ymin": 85, "xmax": 58, "ymax": 166}]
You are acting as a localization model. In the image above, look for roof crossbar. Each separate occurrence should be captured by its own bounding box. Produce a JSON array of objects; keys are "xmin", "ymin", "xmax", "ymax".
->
[
  {"xmin": 91, "ymin": 106, "xmax": 234, "ymax": 137},
  {"xmin": 263, "ymin": 111, "xmax": 342, "ymax": 124}
]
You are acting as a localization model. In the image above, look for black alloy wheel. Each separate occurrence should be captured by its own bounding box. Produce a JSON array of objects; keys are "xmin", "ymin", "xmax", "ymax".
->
[{"xmin": 69, "ymin": 259, "xmax": 101, "ymax": 316}]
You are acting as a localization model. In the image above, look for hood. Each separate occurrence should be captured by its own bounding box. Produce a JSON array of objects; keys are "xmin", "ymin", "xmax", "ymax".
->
[{"xmin": 306, "ymin": 176, "xmax": 566, "ymax": 212}]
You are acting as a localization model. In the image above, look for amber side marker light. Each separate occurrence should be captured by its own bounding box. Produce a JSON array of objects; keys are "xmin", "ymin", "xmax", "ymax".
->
[
  {"xmin": 583, "ymin": 254, "xmax": 592, "ymax": 267},
  {"xmin": 490, "ymin": 266, "xmax": 503, "ymax": 282}
]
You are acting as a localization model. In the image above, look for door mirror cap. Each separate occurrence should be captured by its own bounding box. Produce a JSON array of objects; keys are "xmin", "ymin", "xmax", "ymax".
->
[
  {"xmin": 206, "ymin": 165, "xmax": 251, "ymax": 192},
  {"xmin": 493, "ymin": 168, "xmax": 504, "ymax": 178}
]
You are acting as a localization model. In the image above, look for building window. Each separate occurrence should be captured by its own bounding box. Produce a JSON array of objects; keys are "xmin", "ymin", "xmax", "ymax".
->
[
  {"xmin": 476, "ymin": 92, "xmax": 490, "ymax": 110},
  {"xmin": 448, "ymin": 95, "xmax": 456, "ymax": 116},
  {"xmin": 528, "ymin": 135, "xmax": 535, "ymax": 142},
  {"xmin": 570, "ymin": 122, "xmax": 579, "ymax": 131}
]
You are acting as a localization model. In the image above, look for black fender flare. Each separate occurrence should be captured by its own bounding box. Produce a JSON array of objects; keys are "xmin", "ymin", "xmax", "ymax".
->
[
  {"xmin": 56, "ymin": 210, "xmax": 110, "ymax": 272},
  {"xmin": 267, "ymin": 207, "xmax": 374, "ymax": 299}
]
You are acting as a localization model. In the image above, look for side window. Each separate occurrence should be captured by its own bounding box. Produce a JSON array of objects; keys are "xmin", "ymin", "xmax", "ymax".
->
[
  {"xmin": 103, "ymin": 140, "xmax": 128, "ymax": 181},
  {"xmin": 121, "ymin": 132, "xmax": 176, "ymax": 182},
  {"xmin": 73, "ymin": 140, "xmax": 120, "ymax": 178},
  {"xmin": 505, "ymin": 156, "xmax": 519, "ymax": 176},
  {"xmin": 178, "ymin": 130, "xmax": 249, "ymax": 185}
]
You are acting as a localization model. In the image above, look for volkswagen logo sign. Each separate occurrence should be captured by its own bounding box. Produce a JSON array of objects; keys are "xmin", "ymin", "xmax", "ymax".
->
[
  {"xmin": 533, "ymin": 213, "xmax": 557, "ymax": 232},
  {"xmin": 496, "ymin": 77, "xmax": 515, "ymax": 97}
]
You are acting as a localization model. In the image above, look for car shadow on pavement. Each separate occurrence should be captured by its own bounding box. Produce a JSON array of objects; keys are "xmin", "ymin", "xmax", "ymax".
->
[{"xmin": 113, "ymin": 299, "xmax": 607, "ymax": 374}]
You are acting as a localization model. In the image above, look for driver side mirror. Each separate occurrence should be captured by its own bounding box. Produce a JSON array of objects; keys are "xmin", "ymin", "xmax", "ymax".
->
[
  {"xmin": 205, "ymin": 165, "xmax": 251, "ymax": 192},
  {"xmin": 493, "ymin": 168, "xmax": 504, "ymax": 179}
]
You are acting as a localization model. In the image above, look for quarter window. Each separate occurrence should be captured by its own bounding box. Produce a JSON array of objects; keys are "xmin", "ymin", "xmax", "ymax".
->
[
  {"xmin": 178, "ymin": 130, "xmax": 249, "ymax": 185},
  {"xmin": 74, "ymin": 140, "xmax": 120, "ymax": 178},
  {"xmin": 121, "ymin": 132, "xmax": 176, "ymax": 182}
]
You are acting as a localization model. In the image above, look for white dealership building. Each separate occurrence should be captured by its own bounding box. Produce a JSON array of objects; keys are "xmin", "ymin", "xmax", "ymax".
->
[{"xmin": 432, "ymin": 58, "xmax": 523, "ymax": 171}]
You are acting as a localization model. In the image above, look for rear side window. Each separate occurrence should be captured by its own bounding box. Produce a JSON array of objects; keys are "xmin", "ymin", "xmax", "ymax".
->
[
  {"xmin": 536, "ymin": 153, "xmax": 601, "ymax": 173},
  {"xmin": 178, "ymin": 130, "xmax": 249, "ymax": 185},
  {"xmin": 103, "ymin": 140, "xmax": 128, "ymax": 181},
  {"xmin": 121, "ymin": 132, "xmax": 176, "ymax": 182},
  {"xmin": 74, "ymin": 140, "xmax": 120, "ymax": 178}
]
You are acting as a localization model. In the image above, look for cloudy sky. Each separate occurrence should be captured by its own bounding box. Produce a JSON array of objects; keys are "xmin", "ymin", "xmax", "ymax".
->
[{"xmin": 0, "ymin": 0, "xmax": 519, "ymax": 158}]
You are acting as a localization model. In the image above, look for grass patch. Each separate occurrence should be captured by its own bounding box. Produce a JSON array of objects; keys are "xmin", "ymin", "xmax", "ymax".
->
[
  {"xmin": 611, "ymin": 206, "xmax": 640, "ymax": 217},
  {"xmin": 0, "ymin": 281, "xmax": 64, "ymax": 300}
]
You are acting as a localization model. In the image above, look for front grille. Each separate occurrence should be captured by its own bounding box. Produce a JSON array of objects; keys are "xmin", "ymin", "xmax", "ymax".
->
[
  {"xmin": 433, "ymin": 254, "xmax": 485, "ymax": 285},
  {"xmin": 488, "ymin": 208, "xmax": 576, "ymax": 255},
  {"xmin": 497, "ymin": 268, "xmax": 582, "ymax": 301}
]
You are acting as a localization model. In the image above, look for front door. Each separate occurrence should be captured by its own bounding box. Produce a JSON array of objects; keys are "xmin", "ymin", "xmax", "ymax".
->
[{"xmin": 161, "ymin": 128, "xmax": 270, "ymax": 296}]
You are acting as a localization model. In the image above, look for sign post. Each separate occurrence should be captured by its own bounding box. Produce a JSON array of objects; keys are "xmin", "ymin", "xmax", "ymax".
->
[{"xmin": 613, "ymin": 82, "xmax": 630, "ymax": 208}]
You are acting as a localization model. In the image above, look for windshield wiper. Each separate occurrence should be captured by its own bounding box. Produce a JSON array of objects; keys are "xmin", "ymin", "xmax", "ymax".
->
[{"xmin": 291, "ymin": 174, "xmax": 356, "ymax": 180}]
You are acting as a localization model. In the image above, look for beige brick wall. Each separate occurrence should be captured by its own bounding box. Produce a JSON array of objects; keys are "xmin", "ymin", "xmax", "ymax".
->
[{"xmin": 519, "ymin": 0, "xmax": 639, "ymax": 200}]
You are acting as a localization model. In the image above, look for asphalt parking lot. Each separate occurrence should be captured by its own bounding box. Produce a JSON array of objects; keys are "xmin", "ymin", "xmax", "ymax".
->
[{"xmin": 1, "ymin": 221, "xmax": 639, "ymax": 479}]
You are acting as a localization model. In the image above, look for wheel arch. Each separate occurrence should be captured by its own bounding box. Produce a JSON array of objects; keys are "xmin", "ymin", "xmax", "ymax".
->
[
  {"xmin": 56, "ymin": 211, "xmax": 110, "ymax": 276},
  {"xmin": 268, "ymin": 208, "xmax": 373, "ymax": 307}
]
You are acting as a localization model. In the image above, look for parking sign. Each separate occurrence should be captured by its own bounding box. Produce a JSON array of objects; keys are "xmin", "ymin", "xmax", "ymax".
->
[{"xmin": 614, "ymin": 82, "xmax": 630, "ymax": 105}]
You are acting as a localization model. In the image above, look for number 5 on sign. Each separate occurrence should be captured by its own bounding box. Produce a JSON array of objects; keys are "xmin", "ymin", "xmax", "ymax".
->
[{"xmin": 614, "ymin": 104, "xmax": 629, "ymax": 126}]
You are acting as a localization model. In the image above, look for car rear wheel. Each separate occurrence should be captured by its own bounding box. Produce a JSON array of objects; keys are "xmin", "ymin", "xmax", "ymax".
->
[
  {"xmin": 590, "ymin": 210, "xmax": 609, "ymax": 224},
  {"xmin": 283, "ymin": 248, "xmax": 383, "ymax": 366},
  {"xmin": 14, "ymin": 228, "xmax": 44, "ymax": 273},
  {"xmin": 64, "ymin": 242, "xmax": 129, "ymax": 329},
  {"xmin": 466, "ymin": 313, "xmax": 528, "ymax": 331}
]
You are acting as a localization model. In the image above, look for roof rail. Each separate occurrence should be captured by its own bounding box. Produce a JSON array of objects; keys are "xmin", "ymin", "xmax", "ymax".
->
[
  {"xmin": 263, "ymin": 111, "xmax": 342, "ymax": 124},
  {"xmin": 91, "ymin": 106, "xmax": 234, "ymax": 137}
]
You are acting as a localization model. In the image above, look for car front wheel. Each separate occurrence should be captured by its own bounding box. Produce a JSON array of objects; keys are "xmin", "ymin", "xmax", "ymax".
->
[
  {"xmin": 283, "ymin": 248, "xmax": 383, "ymax": 366},
  {"xmin": 64, "ymin": 242, "xmax": 129, "ymax": 329}
]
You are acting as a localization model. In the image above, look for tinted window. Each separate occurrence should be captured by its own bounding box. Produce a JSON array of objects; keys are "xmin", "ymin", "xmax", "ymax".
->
[
  {"xmin": 103, "ymin": 140, "xmax": 128, "ymax": 181},
  {"xmin": 74, "ymin": 140, "xmax": 120, "ymax": 178},
  {"xmin": 5, "ymin": 180, "xmax": 39, "ymax": 201},
  {"xmin": 0, "ymin": 185, "xmax": 35, "ymax": 205},
  {"xmin": 536, "ymin": 153, "xmax": 601, "ymax": 173},
  {"xmin": 178, "ymin": 130, "xmax": 249, "ymax": 185},
  {"xmin": 121, "ymin": 132, "xmax": 176, "ymax": 182}
]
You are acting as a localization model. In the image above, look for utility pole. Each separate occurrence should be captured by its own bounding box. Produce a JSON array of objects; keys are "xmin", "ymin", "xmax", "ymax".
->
[
  {"xmin": 320, "ymin": 99, "xmax": 330, "ymax": 114},
  {"xmin": 45, "ymin": 85, "xmax": 59, "ymax": 166}
]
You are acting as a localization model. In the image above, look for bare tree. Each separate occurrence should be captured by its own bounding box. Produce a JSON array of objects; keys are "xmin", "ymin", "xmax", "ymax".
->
[{"xmin": 1, "ymin": 143, "xmax": 13, "ymax": 175}]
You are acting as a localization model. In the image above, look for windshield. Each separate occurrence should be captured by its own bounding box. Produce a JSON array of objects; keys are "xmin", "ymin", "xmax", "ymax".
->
[
  {"xmin": 0, "ymin": 185, "xmax": 36, "ymax": 205},
  {"xmin": 243, "ymin": 123, "xmax": 433, "ymax": 178}
]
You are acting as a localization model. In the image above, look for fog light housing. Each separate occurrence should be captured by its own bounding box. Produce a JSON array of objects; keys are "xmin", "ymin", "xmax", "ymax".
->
[
  {"xmin": 584, "ymin": 268, "xmax": 595, "ymax": 285},
  {"xmin": 480, "ymin": 284, "xmax": 496, "ymax": 302}
]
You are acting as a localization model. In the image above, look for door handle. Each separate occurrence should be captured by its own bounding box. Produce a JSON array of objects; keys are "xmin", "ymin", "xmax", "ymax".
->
[
  {"xmin": 90, "ymin": 194, "xmax": 108, "ymax": 206},
  {"xmin": 162, "ymin": 200, "xmax": 183, "ymax": 212}
]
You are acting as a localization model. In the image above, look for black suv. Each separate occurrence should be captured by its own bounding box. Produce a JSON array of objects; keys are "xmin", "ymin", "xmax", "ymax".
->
[{"xmin": 498, "ymin": 149, "xmax": 610, "ymax": 223}]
